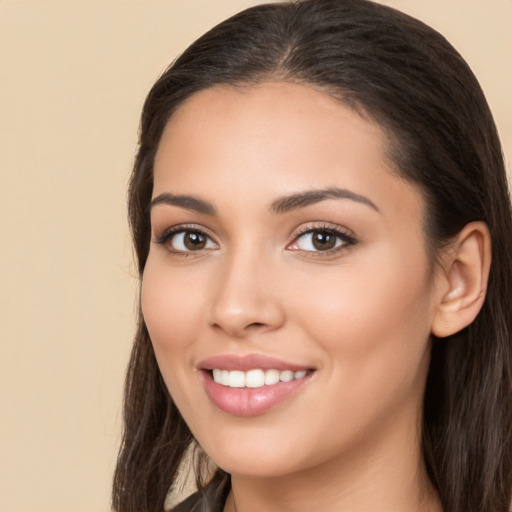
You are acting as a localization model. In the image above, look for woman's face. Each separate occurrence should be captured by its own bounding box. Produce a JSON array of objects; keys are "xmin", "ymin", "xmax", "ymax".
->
[{"xmin": 142, "ymin": 82, "xmax": 442, "ymax": 478}]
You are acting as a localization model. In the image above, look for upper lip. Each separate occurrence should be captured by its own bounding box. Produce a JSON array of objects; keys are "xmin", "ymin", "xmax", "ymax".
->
[{"xmin": 198, "ymin": 354, "xmax": 313, "ymax": 372}]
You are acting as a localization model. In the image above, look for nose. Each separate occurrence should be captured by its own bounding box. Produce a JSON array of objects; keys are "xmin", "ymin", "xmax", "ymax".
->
[{"xmin": 207, "ymin": 249, "xmax": 286, "ymax": 338}]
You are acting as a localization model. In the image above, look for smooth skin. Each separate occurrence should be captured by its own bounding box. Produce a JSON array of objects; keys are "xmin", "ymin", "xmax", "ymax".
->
[{"xmin": 142, "ymin": 82, "xmax": 490, "ymax": 512}]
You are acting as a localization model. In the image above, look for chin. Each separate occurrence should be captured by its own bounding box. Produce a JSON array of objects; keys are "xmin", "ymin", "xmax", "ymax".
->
[
  {"xmin": 214, "ymin": 455, "xmax": 300, "ymax": 479},
  {"xmin": 197, "ymin": 430, "xmax": 314, "ymax": 479}
]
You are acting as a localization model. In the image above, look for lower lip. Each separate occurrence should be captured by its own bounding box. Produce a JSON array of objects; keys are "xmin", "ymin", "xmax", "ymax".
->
[{"xmin": 202, "ymin": 372, "xmax": 313, "ymax": 416}]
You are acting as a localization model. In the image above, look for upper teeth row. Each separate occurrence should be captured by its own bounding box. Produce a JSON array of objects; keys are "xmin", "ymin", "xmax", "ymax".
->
[{"xmin": 212, "ymin": 369, "xmax": 307, "ymax": 388}]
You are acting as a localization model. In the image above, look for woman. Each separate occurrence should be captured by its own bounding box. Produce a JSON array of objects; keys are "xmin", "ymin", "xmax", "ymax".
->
[{"xmin": 112, "ymin": 1, "xmax": 512, "ymax": 511}]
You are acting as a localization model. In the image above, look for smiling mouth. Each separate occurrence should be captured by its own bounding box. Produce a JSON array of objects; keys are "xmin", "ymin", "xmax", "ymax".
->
[
  {"xmin": 209, "ymin": 368, "xmax": 314, "ymax": 388},
  {"xmin": 200, "ymin": 358, "xmax": 316, "ymax": 415}
]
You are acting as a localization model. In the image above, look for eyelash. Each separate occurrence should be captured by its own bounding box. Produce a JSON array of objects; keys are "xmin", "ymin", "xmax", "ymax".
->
[
  {"xmin": 154, "ymin": 223, "xmax": 357, "ymax": 257},
  {"xmin": 288, "ymin": 224, "xmax": 357, "ymax": 256},
  {"xmin": 155, "ymin": 224, "xmax": 218, "ymax": 256}
]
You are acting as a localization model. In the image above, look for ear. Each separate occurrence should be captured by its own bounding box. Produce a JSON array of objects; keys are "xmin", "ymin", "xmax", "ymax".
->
[{"xmin": 431, "ymin": 221, "xmax": 491, "ymax": 338}]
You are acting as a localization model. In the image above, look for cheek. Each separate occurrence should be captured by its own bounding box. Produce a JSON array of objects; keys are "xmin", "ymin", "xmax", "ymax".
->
[
  {"xmin": 140, "ymin": 257, "xmax": 213, "ymax": 422},
  {"xmin": 282, "ymin": 259, "xmax": 434, "ymax": 457},
  {"xmin": 292, "ymin": 248, "xmax": 434, "ymax": 389},
  {"xmin": 141, "ymin": 257, "xmax": 205, "ymax": 364}
]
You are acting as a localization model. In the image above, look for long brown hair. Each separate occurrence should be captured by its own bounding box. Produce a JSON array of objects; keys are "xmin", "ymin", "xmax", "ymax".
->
[{"xmin": 113, "ymin": 1, "xmax": 512, "ymax": 511}]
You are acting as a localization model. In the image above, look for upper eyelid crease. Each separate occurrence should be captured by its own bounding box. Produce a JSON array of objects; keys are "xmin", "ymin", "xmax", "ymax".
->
[
  {"xmin": 292, "ymin": 225, "xmax": 357, "ymax": 244},
  {"xmin": 155, "ymin": 224, "xmax": 215, "ymax": 241},
  {"xmin": 295, "ymin": 225, "xmax": 355, "ymax": 239}
]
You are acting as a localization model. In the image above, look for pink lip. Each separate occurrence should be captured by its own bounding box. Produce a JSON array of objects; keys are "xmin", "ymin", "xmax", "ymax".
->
[
  {"xmin": 198, "ymin": 354, "xmax": 311, "ymax": 372},
  {"xmin": 198, "ymin": 354, "xmax": 315, "ymax": 417}
]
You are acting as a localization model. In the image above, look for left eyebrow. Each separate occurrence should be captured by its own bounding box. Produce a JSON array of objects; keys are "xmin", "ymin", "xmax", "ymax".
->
[{"xmin": 270, "ymin": 187, "xmax": 379, "ymax": 214}]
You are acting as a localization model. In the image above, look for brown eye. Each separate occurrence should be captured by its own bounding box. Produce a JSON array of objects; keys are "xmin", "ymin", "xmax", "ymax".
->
[
  {"xmin": 163, "ymin": 229, "xmax": 217, "ymax": 252},
  {"xmin": 294, "ymin": 229, "xmax": 341, "ymax": 251},
  {"xmin": 289, "ymin": 227, "xmax": 356, "ymax": 254},
  {"xmin": 183, "ymin": 231, "xmax": 207, "ymax": 250},
  {"xmin": 311, "ymin": 230, "xmax": 337, "ymax": 251}
]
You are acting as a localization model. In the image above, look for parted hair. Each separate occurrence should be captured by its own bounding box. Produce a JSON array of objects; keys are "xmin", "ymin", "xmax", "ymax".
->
[{"xmin": 112, "ymin": 1, "xmax": 512, "ymax": 511}]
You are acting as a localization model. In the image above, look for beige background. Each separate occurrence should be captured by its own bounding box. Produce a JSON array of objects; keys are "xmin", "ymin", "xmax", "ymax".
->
[{"xmin": 0, "ymin": 1, "xmax": 510, "ymax": 511}]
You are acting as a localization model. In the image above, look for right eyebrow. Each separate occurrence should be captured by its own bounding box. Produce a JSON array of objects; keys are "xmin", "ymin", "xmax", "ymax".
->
[{"xmin": 150, "ymin": 193, "xmax": 217, "ymax": 216}]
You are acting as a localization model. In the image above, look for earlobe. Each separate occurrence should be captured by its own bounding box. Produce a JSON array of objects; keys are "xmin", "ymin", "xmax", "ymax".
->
[{"xmin": 431, "ymin": 221, "xmax": 491, "ymax": 338}]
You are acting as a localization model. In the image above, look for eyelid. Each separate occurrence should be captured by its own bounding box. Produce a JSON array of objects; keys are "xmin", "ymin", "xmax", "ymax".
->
[
  {"xmin": 153, "ymin": 223, "xmax": 219, "ymax": 253},
  {"xmin": 152, "ymin": 221, "xmax": 357, "ymax": 256},
  {"xmin": 287, "ymin": 223, "xmax": 357, "ymax": 255}
]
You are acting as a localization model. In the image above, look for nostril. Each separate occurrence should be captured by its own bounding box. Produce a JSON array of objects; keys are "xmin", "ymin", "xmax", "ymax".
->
[
  {"xmin": 208, "ymin": 297, "xmax": 286, "ymax": 336},
  {"xmin": 210, "ymin": 321, "xmax": 268, "ymax": 337},
  {"xmin": 248, "ymin": 322, "xmax": 265, "ymax": 328}
]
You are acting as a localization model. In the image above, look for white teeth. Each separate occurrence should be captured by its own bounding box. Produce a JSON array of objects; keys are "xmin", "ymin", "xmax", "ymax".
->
[
  {"xmin": 246, "ymin": 369, "xmax": 265, "ymax": 388},
  {"xmin": 211, "ymin": 368, "xmax": 309, "ymax": 388},
  {"xmin": 264, "ymin": 369, "xmax": 280, "ymax": 385},
  {"xmin": 228, "ymin": 370, "xmax": 245, "ymax": 388},
  {"xmin": 279, "ymin": 370, "xmax": 294, "ymax": 382}
]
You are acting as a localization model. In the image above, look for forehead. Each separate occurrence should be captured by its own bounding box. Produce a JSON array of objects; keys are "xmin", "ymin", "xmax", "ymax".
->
[
  {"xmin": 156, "ymin": 82, "xmax": 386, "ymax": 180},
  {"xmin": 159, "ymin": 81, "xmax": 386, "ymax": 151},
  {"xmin": 153, "ymin": 82, "xmax": 424, "ymax": 225}
]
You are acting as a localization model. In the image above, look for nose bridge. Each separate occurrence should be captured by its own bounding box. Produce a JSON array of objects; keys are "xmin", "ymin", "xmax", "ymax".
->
[{"xmin": 208, "ymin": 242, "xmax": 284, "ymax": 337}]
